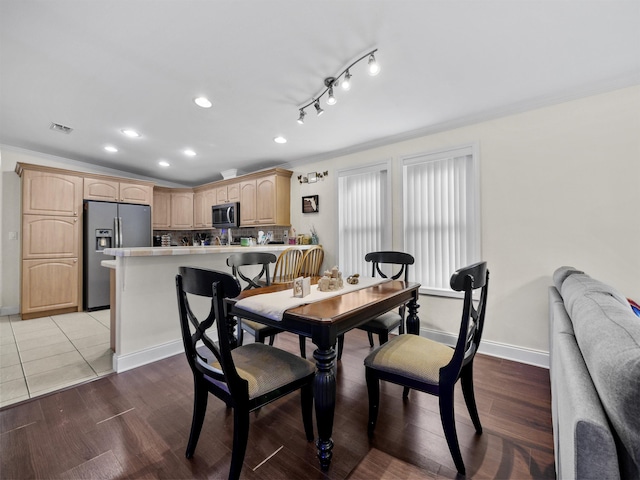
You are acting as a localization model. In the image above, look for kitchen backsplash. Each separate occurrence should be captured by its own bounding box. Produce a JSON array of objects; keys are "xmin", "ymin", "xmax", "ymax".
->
[{"xmin": 152, "ymin": 226, "xmax": 290, "ymax": 246}]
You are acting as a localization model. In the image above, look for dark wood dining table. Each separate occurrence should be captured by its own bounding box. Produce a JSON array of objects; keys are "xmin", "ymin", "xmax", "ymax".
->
[{"xmin": 226, "ymin": 279, "xmax": 420, "ymax": 471}]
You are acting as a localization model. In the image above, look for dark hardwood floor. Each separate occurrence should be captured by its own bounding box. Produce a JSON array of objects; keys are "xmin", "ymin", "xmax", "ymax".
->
[{"xmin": 0, "ymin": 330, "xmax": 555, "ymax": 479}]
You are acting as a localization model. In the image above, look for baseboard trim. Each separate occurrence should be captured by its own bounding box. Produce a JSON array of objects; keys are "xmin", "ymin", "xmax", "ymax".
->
[
  {"xmin": 0, "ymin": 306, "xmax": 20, "ymax": 316},
  {"xmin": 113, "ymin": 340, "xmax": 184, "ymax": 373},
  {"xmin": 420, "ymin": 327, "xmax": 549, "ymax": 369}
]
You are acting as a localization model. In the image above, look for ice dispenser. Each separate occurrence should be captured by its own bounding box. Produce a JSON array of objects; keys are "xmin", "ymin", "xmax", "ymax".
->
[{"xmin": 95, "ymin": 229, "xmax": 112, "ymax": 251}]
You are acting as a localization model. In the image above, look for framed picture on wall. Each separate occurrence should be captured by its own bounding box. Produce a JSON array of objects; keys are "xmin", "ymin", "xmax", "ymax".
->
[{"xmin": 302, "ymin": 195, "xmax": 319, "ymax": 213}]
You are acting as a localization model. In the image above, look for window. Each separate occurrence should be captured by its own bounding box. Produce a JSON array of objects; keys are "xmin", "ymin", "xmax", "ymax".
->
[
  {"xmin": 338, "ymin": 162, "xmax": 392, "ymax": 276},
  {"xmin": 403, "ymin": 145, "xmax": 480, "ymax": 297}
]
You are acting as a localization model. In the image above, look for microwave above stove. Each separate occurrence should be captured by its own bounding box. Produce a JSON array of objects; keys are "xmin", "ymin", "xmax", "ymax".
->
[{"xmin": 212, "ymin": 202, "xmax": 240, "ymax": 228}]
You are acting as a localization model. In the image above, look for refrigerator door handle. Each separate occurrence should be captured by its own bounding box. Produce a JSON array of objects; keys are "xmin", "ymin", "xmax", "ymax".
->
[
  {"xmin": 113, "ymin": 217, "xmax": 119, "ymax": 248},
  {"xmin": 118, "ymin": 217, "xmax": 123, "ymax": 247}
]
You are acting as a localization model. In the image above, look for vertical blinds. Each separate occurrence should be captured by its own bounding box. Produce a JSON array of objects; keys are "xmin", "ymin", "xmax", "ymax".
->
[
  {"xmin": 338, "ymin": 167, "xmax": 388, "ymax": 276},
  {"xmin": 403, "ymin": 147, "xmax": 480, "ymax": 295}
]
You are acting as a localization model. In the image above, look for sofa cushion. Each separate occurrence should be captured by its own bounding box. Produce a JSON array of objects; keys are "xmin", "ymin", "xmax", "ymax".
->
[{"xmin": 570, "ymin": 290, "xmax": 640, "ymax": 475}]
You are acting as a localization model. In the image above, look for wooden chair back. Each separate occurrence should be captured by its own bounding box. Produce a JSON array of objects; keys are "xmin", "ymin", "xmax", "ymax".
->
[
  {"xmin": 272, "ymin": 247, "xmax": 303, "ymax": 284},
  {"xmin": 299, "ymin": 246, "xmax": 324, "ymax": 277}
]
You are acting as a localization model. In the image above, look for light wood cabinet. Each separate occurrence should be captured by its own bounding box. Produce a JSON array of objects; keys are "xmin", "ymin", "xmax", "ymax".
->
[
  {"xmin": 153, "ymin": 188, "xmax": 194, "ymax": 229},
  {"xmin": 22, "ymin": 169, "xmax": 82, "ymax": 216},
  {"xmin": 239, "ymin": 171, "xmax": 291, "ymax": 226},
  {"xmin": 216, "ymin": 182, "xmax": 239, "ymax": 205},
  {"xmin": 22, "ymin": 259, "xmax": 79, "ymax": 314},
  {"xmin": 84, "ymin": 178, "xmax": 152, "ymax": 205},
  {"xmin": 16, "ymin": 165, "xmax": 84, "ymax": 319},
  {"xmin": 171, "ymin": 191, "xmax": 194, "ymax": 229},
  {"xmin": 193, "ymin": 188, "xmax": 217, "ymax": 228},
  {"xmin": 119, "ymin": 182, "xmax": 152, "ymax": 204},
  {"xmin": 22, "ymin": 215, "xmax": 79, "ymax": 259},
  {"xmin": 239, "ymin": 179, "xmax": 257, "ymax": 225},
  {"xmin": 152, "ymin": 189, "xmax": 171, "ymax": 229}
]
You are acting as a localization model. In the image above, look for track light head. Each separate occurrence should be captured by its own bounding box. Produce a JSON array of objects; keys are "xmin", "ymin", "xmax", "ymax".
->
[
  {"xmin": 326, "ymin": 86, "xmax": 336, "ymax": 105},
  {"xmin": 341, "ymin": 70, "xmax": 352, "ymax": 90},
  {"xmin": 297, "ymin": 109, "xmax": 306, "ymax": 124},
  {"xmin": 368, "ymin": 53, "xmax": 380, "ymax": 76},
  {"xmin": 314, "ymin": 100, "xmax": 324, "ymax": 116}
]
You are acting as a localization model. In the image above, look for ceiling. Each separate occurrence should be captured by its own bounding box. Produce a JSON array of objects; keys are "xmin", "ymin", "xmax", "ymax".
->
[{"xmin": 1, "ymin": 1, "xmax": 639, "ymax": 187}]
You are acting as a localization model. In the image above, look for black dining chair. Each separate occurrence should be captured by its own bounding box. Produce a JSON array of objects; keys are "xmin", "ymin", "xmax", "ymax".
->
[
  {"xmin": 226, "ymin": 252, "xmax": 283, "ymax": 346},
  {"xmin": 364, "ymin": 261, "xmax": 489, "ymax": 476},
  {"xmin": 337, "ymin": 251, "xmax": 414, "ymax": 360},
  {"xmin": 175, "ymin": 266, "xmax": 315, "ymax": 480}
]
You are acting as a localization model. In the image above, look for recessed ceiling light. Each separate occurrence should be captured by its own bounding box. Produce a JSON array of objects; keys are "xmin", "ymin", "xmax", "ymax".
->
[
  {"xmin": 121, "ymin": 129, "xmax": 141, "ymax": 138},
  {"xmin": 194, "ymin": 97, "xmax": 212, "ymax": 108},
  {"xmin": 158, "ymin": 160, "xmax": 170, "ymax": 167},
  {"xmin": 274, "ymin": 136, "xmax": 287, "ymax": 144},
  {"xmin": 104, "ymin": 145, "xmax": 118, "ymax": 153},
  {"xmin": 184, "ymin": 149, "xmax": 196, "ymax": 157}
]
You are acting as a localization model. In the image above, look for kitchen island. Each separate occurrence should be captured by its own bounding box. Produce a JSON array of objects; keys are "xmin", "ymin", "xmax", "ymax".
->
[{"xmin": 102, "ymin": 245, "xmax": 310, "ymax": 372}]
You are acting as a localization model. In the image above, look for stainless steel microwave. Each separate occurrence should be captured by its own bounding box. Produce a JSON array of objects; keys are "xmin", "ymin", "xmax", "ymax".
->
[{"xmin": 212, "ymin": 202, "xmax": 240, "ymax": 228}]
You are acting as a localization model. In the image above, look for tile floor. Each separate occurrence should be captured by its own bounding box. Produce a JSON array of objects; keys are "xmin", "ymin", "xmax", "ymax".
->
[{"xmin": 0, "ymin": 310, "xmax": 113, "ymax": 408}]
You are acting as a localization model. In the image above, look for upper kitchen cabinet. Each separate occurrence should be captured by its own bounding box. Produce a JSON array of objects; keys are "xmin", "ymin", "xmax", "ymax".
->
[
  {"xmin": 153, "ymin": 188, "xmax": 194, "ymax": 229},
  {"xmin": 239, "ymin": 169, "xmax": 291, "ymax": 227},
  {"xmin": 216, "ymin": 182, "xmax": 239, "ymax": 205},
  {"xmin": 193, "ymin": 187, "xmax": 217, "ymax": 228},
  {"xmin": 20, "ymin": 168, "xmax": 82, "ymax": 216},
  {"xmin": 84, "ymin": 177, "xmax": 153, "ymax": 205}
]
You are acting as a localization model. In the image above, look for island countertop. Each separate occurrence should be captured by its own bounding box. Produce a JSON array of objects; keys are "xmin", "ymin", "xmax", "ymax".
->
[{"xmin": 104, "ymin": 244, "xmax": 308, "ymax": 257}]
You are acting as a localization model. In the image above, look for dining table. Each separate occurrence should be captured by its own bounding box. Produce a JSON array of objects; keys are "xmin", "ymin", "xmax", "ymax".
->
[{"xmin": 225, "ymin": 278, "xmax": 420, "ymax": 471}]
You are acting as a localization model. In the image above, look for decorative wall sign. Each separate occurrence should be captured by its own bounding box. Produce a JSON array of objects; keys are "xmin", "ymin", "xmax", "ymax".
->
[{"xmin": 302, "ymin": 195, "xmax": 319, "ymax": 213}]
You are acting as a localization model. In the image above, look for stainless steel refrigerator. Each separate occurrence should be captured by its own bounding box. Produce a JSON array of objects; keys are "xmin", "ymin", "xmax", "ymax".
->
[{"xmin": 83, "ymin": 200, "xmax": 151, "ymax": 310}]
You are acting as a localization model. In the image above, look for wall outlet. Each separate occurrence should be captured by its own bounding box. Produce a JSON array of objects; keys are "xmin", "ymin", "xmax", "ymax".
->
[{"xmin": 8, "ymin": 231, "xmax": 18, "ymax": 240}]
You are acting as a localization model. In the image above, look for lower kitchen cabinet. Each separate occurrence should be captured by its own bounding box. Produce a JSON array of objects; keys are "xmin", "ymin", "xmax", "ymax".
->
[{"xmin": 21, "ymin": 258, "xmax": 79, "ymax": 318}]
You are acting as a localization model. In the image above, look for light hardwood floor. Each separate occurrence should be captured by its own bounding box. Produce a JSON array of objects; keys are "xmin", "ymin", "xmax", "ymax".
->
[{"xmin": 0, "ymin": 310, "xmax": 113, "ymax": 407}]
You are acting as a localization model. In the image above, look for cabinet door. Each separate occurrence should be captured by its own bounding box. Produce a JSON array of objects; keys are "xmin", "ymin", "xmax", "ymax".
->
[
  {"xmin": 239, "ymin": 180, "xmax": 257, "ymax": 225},
  {"xmin": 256, "ymin": 175, "xmax": 276, "ymax": 224},
  {"xmin": 22, "ymin": 259, "xmax": 79, "ymax": 314},
  {"xmin": 227, "ymin": 183, "xmax": 240, "ymax": 202},
  {"xmin": 193, "ymin": 191, "xmax": 205, "ymax": 227},
  {"xmin": 22, "ymin": 215, "xmax": 79, "ymax": 259},
  {"xmin": 171, "ymin": 192, "xmax": 194, "ymax": 229},
  {"xmin": 216, "ymin": 186, "xmax": 228, "ymax": 205},
  {"xmin": 84, "ymin": 178, "xmax": 119, "ymax": 202},
  {"xmin": 22, "ymin": 170, "xmax": 82, "ymax": 216},
  {"xmin": 152, "ymin": 190, "xmax": 171, "ymax": 229},
  {"xmin": 194, "ymin": 189, "xmax": 216, "ymax": 228},
  {"xmin": 119, "ymin": 183, "xmax": 152, "ymax": 204}
]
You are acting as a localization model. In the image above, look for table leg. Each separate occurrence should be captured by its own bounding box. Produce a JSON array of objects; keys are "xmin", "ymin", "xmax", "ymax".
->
[
  {"xmin": 313, "ymin": 345, "xmax": 336, "ymax": 470},
  {"xmin": 406, "ymin": 297, "xmax": 420, "ymax": 335}
]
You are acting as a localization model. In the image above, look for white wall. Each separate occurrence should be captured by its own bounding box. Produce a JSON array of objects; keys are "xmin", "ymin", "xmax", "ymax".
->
[
  {"xmin": 288, "ymin": 85, "xmax": 640, "ymax": 362},
  {"xmin": 3, "ymin": 86, "xmax": 639, "ymax": 363}
]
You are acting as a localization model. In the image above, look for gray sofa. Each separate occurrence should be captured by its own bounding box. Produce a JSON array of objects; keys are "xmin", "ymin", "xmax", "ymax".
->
[{"xmin": 549, "ymin": 267, "xmax": 640, "ymax": 479}]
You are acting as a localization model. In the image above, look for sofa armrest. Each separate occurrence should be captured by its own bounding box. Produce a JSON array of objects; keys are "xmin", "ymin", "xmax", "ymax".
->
[{"xmin": 552, "ymin": 332, "xmax": 620, "ymax": 479}]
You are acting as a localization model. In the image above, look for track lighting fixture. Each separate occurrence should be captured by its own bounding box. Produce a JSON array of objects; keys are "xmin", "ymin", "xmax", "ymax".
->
[{"xmin": 296, "ymin": 48, "xmax": 379, "ymax": 123}]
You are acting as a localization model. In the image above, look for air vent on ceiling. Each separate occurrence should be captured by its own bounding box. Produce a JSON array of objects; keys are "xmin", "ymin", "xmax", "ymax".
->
[{"xmin": 49, "ymin": 122, "xmax": 73, "ymax": 134}]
